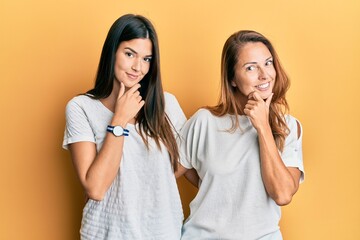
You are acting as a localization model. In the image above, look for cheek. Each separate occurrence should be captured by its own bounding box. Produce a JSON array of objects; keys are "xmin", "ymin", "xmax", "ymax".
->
[
  {"xmin": 269, "ymin": 67, "xmax": 276, "ymax": 79},
  {"xmin": 114, "ymin": 61, "xmax": 126, "ymax": 76},
  {"xmin": 236, "ymin": 75, "xmax": 255, "ymax": 94},
  {"xmin": 114, "ymin": 56, "xmax": 126, "ymax": 71},
  {"xmin": 235, "ymin": 81, "xmax": 253, "ymax": 96},
  {"xmin": 142, "ymin": 64, "xmax": 151, "ymax": 75},
  {"xmin": 270, "ymin": 69, "xmax": 276, "ymax": 88},
  {"xmin": 239, "ymin": 85, "xmax": 253, "ymax": 96}
]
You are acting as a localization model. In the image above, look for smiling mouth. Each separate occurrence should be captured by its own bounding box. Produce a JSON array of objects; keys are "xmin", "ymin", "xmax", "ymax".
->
[{"xmin": 255, "ymin": 82, "xmax": 270, "ymax": 90}]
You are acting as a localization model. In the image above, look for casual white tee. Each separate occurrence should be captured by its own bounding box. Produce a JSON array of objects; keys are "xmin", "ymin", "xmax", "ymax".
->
[
  {"xmin": 179, "ymin": 109, "xmax": 304, "ymax": 240},
  {"xmin": 63, "ymin": 92, "xmax": 186, "ymax": 240}
]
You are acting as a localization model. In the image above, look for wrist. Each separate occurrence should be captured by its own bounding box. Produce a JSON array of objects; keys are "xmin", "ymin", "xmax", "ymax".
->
[
  {"xmin": 256, "ymin": 122, "xmax": 272, "ymax": 135},
  {"xmin": 110, "ymin": 117, "xmax": 128, "ymax": 128},
  {"xmin": 107, "ymin": 125, "xmax": 129, "ymax": 137}
]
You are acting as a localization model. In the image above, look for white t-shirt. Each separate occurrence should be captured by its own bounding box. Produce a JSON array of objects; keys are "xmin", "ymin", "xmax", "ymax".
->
[
  {"xmin": 179, "ymin": 109, "xmax": 304, "ymax": 240},
  {"xmin": 63, "ymin": 92, "xmax": 186, "ymax": 240}
]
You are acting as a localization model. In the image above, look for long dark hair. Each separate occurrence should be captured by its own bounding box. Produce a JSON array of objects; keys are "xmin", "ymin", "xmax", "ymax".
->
[
  {"xmin": 87, "ymin": 14, "xmax": 179, "ymax": 170},
  {"xmin": 207, "ymin": 30, "xmax": 290, "ymax": 151}
]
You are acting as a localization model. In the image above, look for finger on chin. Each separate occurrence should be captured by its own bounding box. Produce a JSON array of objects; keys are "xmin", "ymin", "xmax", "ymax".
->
[{"xmin": 247, "ymin": 91, "xmax": 256, "ymax": 100}]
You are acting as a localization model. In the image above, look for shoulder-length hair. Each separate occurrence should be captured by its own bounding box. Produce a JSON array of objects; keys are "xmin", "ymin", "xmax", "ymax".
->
[
  {"xmin": 86, "ymin": 14, "xmax": 179, "ymax": 170},
  {"xmin": 207, "ymin": 30, "xmax": 290, "ymax": 151}
]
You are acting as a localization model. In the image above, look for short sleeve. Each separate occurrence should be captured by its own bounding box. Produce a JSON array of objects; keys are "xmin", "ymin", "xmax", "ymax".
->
[
  {"xmin": 178, "ymin": 120, "xmax": 194, "ymax": 169},
  {"xmin": 164, "ymin": 92, "xmax": 187, "ymax": 133},
  {"xmin": 282, "ymin": 116, "xmax": 305, "ymax": 183},
  {"xmin": 177, "ymin": 109, "xmax": 209, "ymax": 170},
  {"xmin": 62, "ymin": 98, "xmax": 96, "ymax": 150}
]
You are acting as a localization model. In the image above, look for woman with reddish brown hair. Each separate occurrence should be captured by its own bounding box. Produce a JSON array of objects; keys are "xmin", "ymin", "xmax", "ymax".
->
[{"xmin": 176, "ymin": 30, "xmax": 305, "ymax": 240}]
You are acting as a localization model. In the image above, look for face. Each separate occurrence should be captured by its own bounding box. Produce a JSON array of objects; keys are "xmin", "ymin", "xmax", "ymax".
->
[
  {"xmin": 114, "ymin": 38, "xmax": 152, "ymax": 89},
  {"xmin": 231, "ymin": 42, "xmax": 276, "ymax": 103}
]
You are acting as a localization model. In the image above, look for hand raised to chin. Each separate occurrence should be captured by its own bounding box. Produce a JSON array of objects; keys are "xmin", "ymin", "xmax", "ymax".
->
[{"xmin": 244, "ymin": 91, "xmax": 273, "ymax": 131}]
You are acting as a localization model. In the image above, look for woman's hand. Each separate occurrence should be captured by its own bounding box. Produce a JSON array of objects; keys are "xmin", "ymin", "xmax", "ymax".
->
[
  {"xmin": 244, "ymin": 92, "xmax": 273, "ymax": 132},
  {"xmin": 112, "ymin": 82, "xmax": 145, "ymax": 125}
]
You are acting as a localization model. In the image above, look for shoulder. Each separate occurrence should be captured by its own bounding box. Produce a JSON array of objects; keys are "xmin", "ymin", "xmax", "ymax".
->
[
  {"xmin": 66, "ymin": 95, "xmax": 95, "ymax": 109},
  {"xmin": 181, "ymin": 109, "xmax": 221, "ymax": 143},
  {"xmin": 187, "ymin": 108, "xmax": 215, "ymax": 126},
  {"xmin": 163, "ymin": 92, "xmax": 181, "ymax": 111},
  {"xmin": 66, "ymin": 94, "xmax": 93, "ymax": 105},
  {"xmin": 164, "ymin": 91, "xmax": 178, "ymax": 105},
  {"xmin": 163, "ymin": 91, "xmax": 184, "ymax": 115},
  {"xmin": 193, "ymin": 108, "xmax": 213, "ymax": 119},
  {"xmin": 163, "ymin": 91, "xmax": 183, "ymax": 112},
  {"xmin": 65, "ymin": 95, "xmax": 98, "ymax": 118},
  {"xmin": 163, "ymin": 92, "xmax": 187, "ymax": 129}
]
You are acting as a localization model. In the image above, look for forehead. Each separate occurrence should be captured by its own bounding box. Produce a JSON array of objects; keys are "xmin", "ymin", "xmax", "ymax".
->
[
  {"xmin": 237, "ymin": 42, "xmax": 272, "ymax": 64},
  {"xmin": 118, "ymin": 38, "xmax": 153, "ymax": 55}
]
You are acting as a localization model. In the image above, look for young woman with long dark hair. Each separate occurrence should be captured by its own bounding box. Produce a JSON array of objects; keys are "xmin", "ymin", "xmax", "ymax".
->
[{"xmin": 63, "ymin": 14, "xmax": 186, "ymax": 239}]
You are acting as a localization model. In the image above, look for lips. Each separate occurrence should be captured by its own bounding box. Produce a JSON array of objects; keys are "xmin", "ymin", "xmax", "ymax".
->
[
  {"xmin": 255, "ymin": 82, "xmax": 270, "ymax": 90},
  {"xmin": 126, "ymin": 73, "xmax": 139, "ymax": 80}
]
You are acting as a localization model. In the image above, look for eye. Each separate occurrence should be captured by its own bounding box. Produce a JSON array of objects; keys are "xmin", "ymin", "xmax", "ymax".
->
[
  {"xmin": 265, "ymin": 59, "xmax": 273, "ymax": 66},
  {"xmin": 125, "ymin": 52, "xmax": 134, "ymax": 58},
  {"xmin": 143, "ymin": 57, "xmax": 152, "ymax": 63},
  {"xmin": 246, "ymin": 65, "xmax": 256, "ymax": 71}
]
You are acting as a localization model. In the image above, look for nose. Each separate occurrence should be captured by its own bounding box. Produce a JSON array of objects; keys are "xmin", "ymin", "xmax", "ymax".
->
[
  {"xmin": 131, "ymin": 58, "xmax": 141, "ymax": 72},
  {"xmin": 258, "ymin": 67, "xmax": 268, "ymax": 80}
]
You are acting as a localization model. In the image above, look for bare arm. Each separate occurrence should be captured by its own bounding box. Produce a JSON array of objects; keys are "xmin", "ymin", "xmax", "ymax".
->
[
  {"xmin": 175, "ymin": 164, "xmax": 199, "ymax": 188},
  {"xmin": 257, "ymin": 124, "xmax": 301, "ymax": 206},
  {"xmin": 69, "ymin": 83, "xmax": 144, "ymax": 201},
  {"xmin": 245, "ymin": 92, "xmax": 301, "ymax": 206}
]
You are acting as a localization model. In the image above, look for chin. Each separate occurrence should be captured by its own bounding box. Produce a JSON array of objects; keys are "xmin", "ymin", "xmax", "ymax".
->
[{"xmin": 261, "ymin": 92, "xmax": 272, "ymax": 100}]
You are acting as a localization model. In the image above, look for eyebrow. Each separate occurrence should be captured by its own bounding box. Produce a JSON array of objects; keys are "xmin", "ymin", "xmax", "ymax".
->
[
  {"xmin": 242, "ymin": 56, "xmax": 273, "ymax": 67},
  {"xmin": 124, "ymin": 47, "xmax": 152, "ymax": 58}
]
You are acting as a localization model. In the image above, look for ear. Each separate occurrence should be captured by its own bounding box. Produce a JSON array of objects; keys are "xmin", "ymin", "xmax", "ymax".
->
[{"xmin": 231, "ymin": 80, "xmax": 237, "ymax": 87}]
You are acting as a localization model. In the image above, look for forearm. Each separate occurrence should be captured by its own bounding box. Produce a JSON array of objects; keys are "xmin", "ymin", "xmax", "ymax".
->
[
  {"xmin": 175, "ymin": 163, "xmax": 188, "ymax": 178},
  {"xmin": 84, "ymin": 134, "xmax": 125, "ymax": 200},
  {"xmin": 184, "ymin": 168, "xmax": 200, "ymax": 188},
  {"xmin": 175, "ymin": 164, "xmax": 199, "ymax": 188},
  {"xmin": 83, "ymin": 116, "xmax": 130, "ymax": 200},
  {"xmin": 257, "ymin": 126, "xmax": 298, "ymax": 205}
]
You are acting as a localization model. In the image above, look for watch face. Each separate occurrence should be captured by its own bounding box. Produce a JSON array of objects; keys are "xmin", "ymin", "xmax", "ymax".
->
[{"xmin": 113, "ymin": 126, "xmax": 124, "ymax": 136}]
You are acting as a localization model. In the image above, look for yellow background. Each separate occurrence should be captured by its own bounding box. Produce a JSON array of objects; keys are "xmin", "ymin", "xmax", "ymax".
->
[{"xmin": 1, "ymin": 0, "xmax": 359, "ymax": 239}]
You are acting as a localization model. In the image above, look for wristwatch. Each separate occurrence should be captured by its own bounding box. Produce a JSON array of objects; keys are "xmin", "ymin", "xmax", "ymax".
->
[{"xmin": 106, "ymin": 125, "xmax": 129, "ymax": 137}]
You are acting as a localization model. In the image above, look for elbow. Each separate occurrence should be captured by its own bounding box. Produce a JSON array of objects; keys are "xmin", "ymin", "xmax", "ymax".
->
[
  {"xmin": 87, "ymin": 192, "xmax": 105, "ymax": 202},
  {"xmin": 85, "ymin": 188, "xmax": 106, "ymax": 202},
  {"xmin": 82, "ymin": 176, "xmax": 108, "ymax": 201},
  {"xmin": 272, "ymin": 187, "xmax": 297, "ymax": 206},
  {"xmin": 272, "ymin": 179, "xmax": 299, "ymax": 206},
  {"xmin": 174, "ymin": 170, "xmax": 183, "ymax": 179},
  {"xmin": 273, "ymin": 194, "xmax": 293, "ymax": 206},
  {"xmin": 174, "ymin": 163, "xmax": 189, "ymax": 179}
]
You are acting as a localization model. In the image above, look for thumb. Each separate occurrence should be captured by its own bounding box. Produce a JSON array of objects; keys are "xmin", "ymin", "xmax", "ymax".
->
[
  {"xmin": 265, "ymin": 93, "xmax": 274, "ymax": 107},
  {"xmin": 118, "ymin": 82, "xmax": 125, "ymax": 98}
]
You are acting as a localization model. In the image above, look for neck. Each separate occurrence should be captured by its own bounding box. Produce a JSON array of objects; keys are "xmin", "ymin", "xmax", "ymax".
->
[
  {"xmin": 100, "ymin": 81, "xmax": 122, "ymax": 113},
  {"xmin": 233, "ymin": 90, "xmax": 248, "ymax": 115}
]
